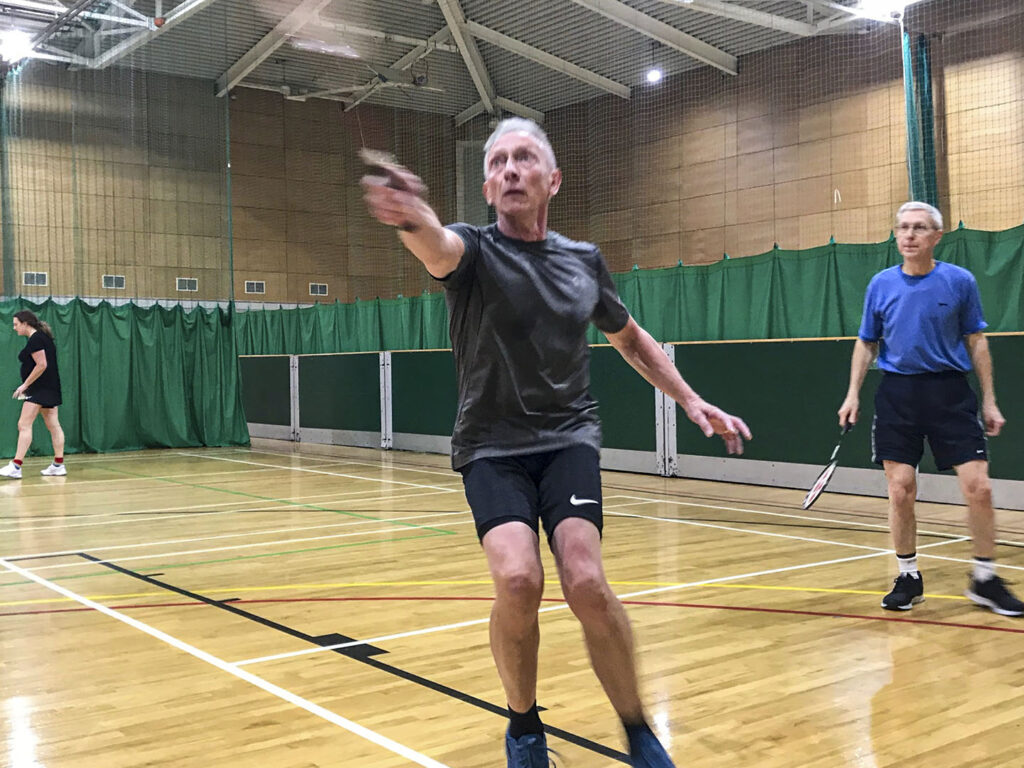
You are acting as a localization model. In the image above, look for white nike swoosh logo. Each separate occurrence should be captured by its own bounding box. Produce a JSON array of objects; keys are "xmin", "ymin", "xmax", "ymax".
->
[{"xmin": 569, "ymin": 495, "xmax": 598, "ymax": 506}]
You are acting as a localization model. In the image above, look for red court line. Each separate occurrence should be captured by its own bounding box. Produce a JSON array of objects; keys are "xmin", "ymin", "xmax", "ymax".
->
[{"xmin": 2, "ymin": 595, "xmax": 1023, "ymax": 634}]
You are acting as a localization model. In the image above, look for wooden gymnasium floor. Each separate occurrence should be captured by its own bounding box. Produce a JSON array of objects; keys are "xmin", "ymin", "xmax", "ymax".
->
[{"xmin": 1, "ymin": 440, "xmax": 1022, "ymax": 768}]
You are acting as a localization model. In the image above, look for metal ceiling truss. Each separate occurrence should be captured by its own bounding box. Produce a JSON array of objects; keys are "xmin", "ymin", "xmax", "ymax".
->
[
  {"xmin": 568, "ymin": 0, "xmax": 738, "ymax": 75},
  {"xmin": 6, "ymin": 0, "xmax": 893, "ymax": 122},
  {"xmin": 1, "ymin": 0, "xmax": 218, "ymax": 68}
]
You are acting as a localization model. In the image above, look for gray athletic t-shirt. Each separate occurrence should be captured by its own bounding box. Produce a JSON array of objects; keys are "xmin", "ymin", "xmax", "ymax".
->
[{"xmin": 441, "ymin": 223, "xmax": 630, "ymax": 470}]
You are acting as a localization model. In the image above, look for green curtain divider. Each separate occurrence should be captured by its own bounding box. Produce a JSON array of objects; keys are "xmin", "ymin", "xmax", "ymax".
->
[
  {"xmin": 915, "ymin": 33, "xmax": 940, "ymax": 208},
  {"xmin": 0, "ymin": 298, "xmax": 249, "ymax": 456},
  {"xmin": 236, "ymin": 225, "xmax": 1024, "ymax": 355},
  {"xmin": 902, "ymin": 27, "xmax": 925, "ymax": 203}
]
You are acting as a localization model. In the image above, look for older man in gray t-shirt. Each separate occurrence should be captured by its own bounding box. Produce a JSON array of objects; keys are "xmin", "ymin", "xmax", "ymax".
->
[{"xmin": 364, "ymin": 118, "xmax": 750, "ymax": 768}]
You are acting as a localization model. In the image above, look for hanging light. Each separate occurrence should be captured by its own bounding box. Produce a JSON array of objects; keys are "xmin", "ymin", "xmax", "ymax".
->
[
  {"xmin": 0, "ymin": 29, "xmax": 33, "ymax": 63},
  {"xmin": 646, "ymin": 68, "xmax": 663, "ymax": 84}
]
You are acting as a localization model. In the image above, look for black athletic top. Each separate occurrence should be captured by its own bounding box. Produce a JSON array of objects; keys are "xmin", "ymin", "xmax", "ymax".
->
[
  {"xmin": 19, "ymin": 330, "xmax": 62, "ymax": 396},
  {"xmin": 441, "ymin": 223, "xmax": 630, "ymax": 470}
]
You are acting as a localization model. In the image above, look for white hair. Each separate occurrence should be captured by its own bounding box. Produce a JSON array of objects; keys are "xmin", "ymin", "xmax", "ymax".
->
[
  {"xmin": 482, "ymin": 118, "xmax": 557, "ymax": 177},
  {"xmin": 897, "ymin": 201, "xmax": 943, "ymax": 230}
]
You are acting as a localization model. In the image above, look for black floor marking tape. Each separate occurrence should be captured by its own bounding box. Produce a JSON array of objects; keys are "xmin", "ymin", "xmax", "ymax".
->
[{"xmin": 76, "ymin": 552, "xmax": 630, "ymax": 763}]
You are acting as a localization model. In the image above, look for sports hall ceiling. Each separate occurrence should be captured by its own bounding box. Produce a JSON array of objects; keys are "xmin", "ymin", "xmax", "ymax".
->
[{"xmin": 0, "ymin": 0, "xmax": 924, "ymax": 121}]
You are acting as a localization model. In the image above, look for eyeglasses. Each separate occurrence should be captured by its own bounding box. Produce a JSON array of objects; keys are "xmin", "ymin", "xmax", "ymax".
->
[{"xmin": 895, "ymin": 223, "xmax": 937, "ymax": 235}]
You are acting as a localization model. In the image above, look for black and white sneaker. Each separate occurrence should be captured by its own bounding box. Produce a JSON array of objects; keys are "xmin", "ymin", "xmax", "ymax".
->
[
  {"xmin": 881, "ymin": 573, "xmax": 924, "ymax": 611},
  {"xmin": 966, "ymin": 575, "xmax": 1024, "ymax": 617}
]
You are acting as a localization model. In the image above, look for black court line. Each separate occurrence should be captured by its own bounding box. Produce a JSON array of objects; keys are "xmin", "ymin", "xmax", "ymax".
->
[{"xmin": 76, "ymin": 552, "xmax": 630, "ymax": 763}]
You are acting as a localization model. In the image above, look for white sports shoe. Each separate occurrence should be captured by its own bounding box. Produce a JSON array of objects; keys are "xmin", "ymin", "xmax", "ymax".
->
[
  {"xmin": 0, "ymin": 462, "xmax": 22, "ymax": 479},
  {"xmin": 40, "ymin": 463, "xmax": 67, "ymax": 477}
]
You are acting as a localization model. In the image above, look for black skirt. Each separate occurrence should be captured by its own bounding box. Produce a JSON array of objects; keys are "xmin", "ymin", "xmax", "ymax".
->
[{"xmin": 24, "ymin": 389, "xmax": 62, "ymax": 408}]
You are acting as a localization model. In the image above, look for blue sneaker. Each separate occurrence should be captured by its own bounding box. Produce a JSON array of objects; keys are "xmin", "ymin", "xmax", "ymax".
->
[
  {"xmin": 505, "ymin": 730, "xmax": 555, "ymax": 768},
  {"xmin": 627, "ymin": 724, "xmax": 676, "ymax": 768}
]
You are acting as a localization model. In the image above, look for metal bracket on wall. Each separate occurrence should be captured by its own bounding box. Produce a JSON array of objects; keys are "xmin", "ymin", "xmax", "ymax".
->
[
  {"xmin": 655, "ymin": 343, "xmax": 679, "ymax": 477},
  {"xmin": 380, "ymin": 351, "xmax": 393, "ymax": 449},
  {"xmin": 289, "ymin": 355, "xmax": 300, "ymax": 441}
]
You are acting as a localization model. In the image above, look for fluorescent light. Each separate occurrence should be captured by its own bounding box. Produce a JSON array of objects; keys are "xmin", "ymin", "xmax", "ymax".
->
[
  {"xmin": 853, "ymin": 0, "xmax": 924, "ymax": 21},
  {"xmin": 646, "ymin": 68, "xmax": 663, "ymax": 84},
  {"xmin": 0, "ymin": 29, "xmax": 33, "ymax": 63}
]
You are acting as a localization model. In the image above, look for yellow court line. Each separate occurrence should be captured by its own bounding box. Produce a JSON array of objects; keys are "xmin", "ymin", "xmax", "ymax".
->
[
  {"xmin": 0, "ymin": 579, "xmax": 970, "ymax": 607},
  {"xmin": 2, "ymin": 579, "xmax": 668, "ymax": 607},
  {"xmin": 0, "ymin": 580, "xmax": 498, "ymax": 607}
]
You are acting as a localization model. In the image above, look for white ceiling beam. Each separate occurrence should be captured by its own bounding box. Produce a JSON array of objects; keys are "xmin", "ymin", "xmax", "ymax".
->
[
  {"xmin": 568, "ymin": 0, "xmax": 737, "ymax": 76},
  {"xmin": 214, "ymin": 0, "xmax": 334, "ymax": 97},
  {"xmin": 804, "ymin": 0, "xmax": 863, "ymax": 17},
  {"xmin": 0, "ymin": 0, "xmax": 150, "ymax": 26},
  {"xmin": 310, "ymin": 19, "xmax": 459, "ymax": 53},
  {"xmin": 658, "ymin": 0, "xmax": 816, "ymax": 36},
  {"xmin": 463, "ymin": 20, "xmax": 630, "ymax": 99},
  {"xmin": 435, "ymin": 0, "xmax": 496, "ymax": 114},
  {"xmin": 342, "ymin": 25, "xmax": 452, "ymax": 111},
  {"xmin": 494, "ymin": 97, "xmax": 543, "ymax": 123},
  {"xmin": 454, "ymin": 100, "xmax": 487, "ymax": 126},
  {"xmin": 88, "ymin": 0, "xmax": 220, "ymax": 68},
  {"xmin": 454, "ymin": 97, "xmax": 543, "ymax": 127}
]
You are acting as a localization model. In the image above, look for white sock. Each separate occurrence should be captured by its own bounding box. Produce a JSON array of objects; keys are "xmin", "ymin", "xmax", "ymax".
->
[
  {"xmin": 972, "ymin": 558, "xmax": 995, "ymax": 583},
  {"xmin": 897, "ymin": 553, "xmax": 919, "ymax": 578}
]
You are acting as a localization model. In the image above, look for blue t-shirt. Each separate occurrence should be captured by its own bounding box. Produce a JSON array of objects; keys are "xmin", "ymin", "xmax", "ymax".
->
[{"xmin": 858, "ymin": 261, "xmax": 987, "ymax": 374}]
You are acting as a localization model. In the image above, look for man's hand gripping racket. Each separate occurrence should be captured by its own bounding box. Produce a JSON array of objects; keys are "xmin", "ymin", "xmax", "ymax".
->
[{"xmin": 359, "ymin": 149, "xmax": 427, "ymax": 233}]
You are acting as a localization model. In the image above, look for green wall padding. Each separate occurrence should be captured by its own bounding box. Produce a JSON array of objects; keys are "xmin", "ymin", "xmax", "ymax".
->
[
  {"xmin": 388, "ymin": 347, "xmax": 656, "ymax": 451},
  {"xmin": 238, "ymin": 356, "xmax": 290, "ymax": 427},
  {"xmin": 298, "ymin": 354, "xmax": 380, "ymax": 432},
  {"xmin": 391, "ymin": 350, "xmax": 457, "ymax": 437},
  {"xmin": 673, "ymin": 336, "xmax": 1023, "ymax": 481},
  {"xmin": 236, "ymin": 225, "xmax": 1024, "ymax": 355},
  {"xmin": 589, "ymin": 346, "xmax": 656, "ymax": 452},
  {"xmin": 1, "ymin": 298, "xmax": 249, "ymax": 456}
]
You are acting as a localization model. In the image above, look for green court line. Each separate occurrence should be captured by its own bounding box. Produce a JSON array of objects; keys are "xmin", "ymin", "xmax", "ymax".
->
[
  {"xmin": 0, "ymin": 530, "xmax": 455, "ymax": 590},
  {"xmin": 102, "ymin": 465, "xmax": 456, "ymax": 535}
]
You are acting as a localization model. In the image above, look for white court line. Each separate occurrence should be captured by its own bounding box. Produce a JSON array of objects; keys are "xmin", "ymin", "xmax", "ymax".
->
[
  {"xmin": 605, "ymin": 509, "xmax": 890, "ymax": 552},
  {"xmin": 17, "ymin": 462, "xmax": 346, "ymax": 490},
  {"xmin": 10, "ymin": 510, "xmax": 471, "ymax": 561},
  {"xmin": 605, "ymin": 493, "xmax": 1024, "ymax": 548},
  {"xmin": 178, "ymin": 452, "xmax": 457, "ymax": 492},
  {"xmin": 0, "ymin": 485, "xmax": 462, "ymax": 536},
  {"xmin": 919, "ymin": 552, "xmax": 1024, "ymax": 571},
  {"xmin": 241, "ymin": 448, "xmax": 459, "ymax": 480},
  {"xmin": 1, "ymin": 501, "xmax": 649, "ymax": 568},
  {"xmin": 0, "ymin": 557, "xmax": 452, "ymax": 768},
  {"xmin": 7, "ymin": 521, "xmax": 477, "ymax": 574},
  {"xmin": 234, "ymin": 536, "xmax": 967, "ymax": 667}
]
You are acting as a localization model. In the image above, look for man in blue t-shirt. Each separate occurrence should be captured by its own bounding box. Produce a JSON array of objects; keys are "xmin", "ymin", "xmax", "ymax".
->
[{"xmin": 838, "ymin": 201, "xmax": 1021, "ymax": 617}]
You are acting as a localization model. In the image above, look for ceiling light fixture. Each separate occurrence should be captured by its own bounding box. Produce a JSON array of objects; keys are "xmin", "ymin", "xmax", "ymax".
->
[{"xmin": 0, "ymin": 29, "xmax": 33, "ymax": 63}]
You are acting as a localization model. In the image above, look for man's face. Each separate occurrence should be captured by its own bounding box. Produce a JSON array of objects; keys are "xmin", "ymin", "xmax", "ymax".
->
[
  {"xmin": 482, "ymin": 132, "xmax": 561, "ymax": 217},
  {"xmin": 895, "ymin": 209, "xmax": 942, "ymax": 259}
]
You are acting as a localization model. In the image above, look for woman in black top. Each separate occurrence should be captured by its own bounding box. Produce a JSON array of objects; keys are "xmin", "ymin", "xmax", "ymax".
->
[{"xmin": 1, "ymin": 310, "xmax": 67, "ymax": 479}]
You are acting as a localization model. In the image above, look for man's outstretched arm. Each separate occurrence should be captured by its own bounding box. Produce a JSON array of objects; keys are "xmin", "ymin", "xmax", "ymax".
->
[{"xmin": 606, "ymin": 317, "xmax": 752, "ymax": 455}]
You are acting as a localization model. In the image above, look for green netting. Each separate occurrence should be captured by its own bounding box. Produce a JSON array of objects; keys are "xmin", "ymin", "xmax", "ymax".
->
[
  {"xmin": 0, "ymin": 299, "xmax": 249, "ymax": 456},
  {"xmin": 235, "ymin": 223, "xmax": 1024, "ymax": 355}
]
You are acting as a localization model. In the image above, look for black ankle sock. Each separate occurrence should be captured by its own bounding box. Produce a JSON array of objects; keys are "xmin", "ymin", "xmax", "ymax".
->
[{"xmin": 508, "ymin": 703, "xmax": 544, "ymax": 739}]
